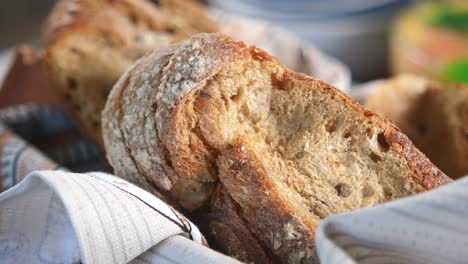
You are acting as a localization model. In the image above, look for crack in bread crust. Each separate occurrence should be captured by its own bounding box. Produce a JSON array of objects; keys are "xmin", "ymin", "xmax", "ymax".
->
[
  {"xmin": 103, "ymin": 64, "xmax": 160, "ymax": 198},
  {"xmin": 104, "ymin": 47, "xmax": 182, "ymax": 205},
  {"xmin": 209, "ymin": 186, "xmax": 276, "ymax": 263},
  {"xmin": 120, "ymin": 48, "xmax": 175, "ymax": 191},
  {"xmin": 217, "ymin": 143, "xmax": 318, "ymax": 263}
]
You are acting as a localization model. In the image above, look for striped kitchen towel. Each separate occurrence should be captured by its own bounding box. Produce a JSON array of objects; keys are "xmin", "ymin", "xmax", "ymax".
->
[
  {"xmin": 0, "ymin": 105, "xmax": 110, "ymax": 191},
  {"xmin": 316, "ymin": 177, "xmax": 468, "ymax": 264},
  {"xmin": 0, "ymin": 169, "xmax": 240, "ymax": 264}
]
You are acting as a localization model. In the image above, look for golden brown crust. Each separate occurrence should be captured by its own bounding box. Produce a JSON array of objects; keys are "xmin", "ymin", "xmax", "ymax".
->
[
  {"xmin": 209, "ymin": 186, "xmax": 274, "ymax": 263},
  {"xmin": 384, "ymin": 129, "xmax": 452, "ymax": 188},
  {"xmin": 217, "ymin": 142, "xmax": 318, "ymax": 263},
  {"xmin": 159, "ymin": 35, "xmax": 250, "ymax": 209}
]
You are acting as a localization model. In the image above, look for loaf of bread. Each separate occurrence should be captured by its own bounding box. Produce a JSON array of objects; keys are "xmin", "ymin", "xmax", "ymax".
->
[
  {"xmin": 102, "ymin": 33, "xmax": 451, "ymax": 263},
  {"xmin": 365, "ymin": 75, "xmax": 468, "ymax": 179},
  {"xmin": 42, "ymin": 0, "xmax": 218, "ymax": 147}
]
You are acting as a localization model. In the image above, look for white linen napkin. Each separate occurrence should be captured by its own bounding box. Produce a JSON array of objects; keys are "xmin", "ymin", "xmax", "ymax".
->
[
  {"xmin": 0, "ymin": 170, "xmax": 240, "ymax": 264},
  {"xmin": 316, "ymin": 177, "xmax": 468, "ymax": 264}
]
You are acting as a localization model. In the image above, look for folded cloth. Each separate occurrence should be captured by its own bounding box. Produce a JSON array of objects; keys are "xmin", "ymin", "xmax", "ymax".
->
[
  {"xmin": 316, "ymin": 177, "xmax": 468, "ymax": 264},
  {"xmin": 0, "ymin": 122, "xmax": 59, "ymax": 191},
  {"xmin": 0, "ymin": 123, "xmax": 239, "ymax": 264},
  {"xmin": 0, "ymin": 170, "xmax": 240, "ymax": 264},
  {"xmin": 0, "ymin": 105, "xmax": 109, "ymax": 174}
]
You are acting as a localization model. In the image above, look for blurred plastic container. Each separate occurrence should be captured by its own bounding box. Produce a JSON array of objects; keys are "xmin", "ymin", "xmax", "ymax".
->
[
  {"xmin": 208, "ymin": 0, "xmax": 412, "ymax": 81},
  {"xmin": 391, "ymin": 1, "xmax": 468, "ymax": 85}
]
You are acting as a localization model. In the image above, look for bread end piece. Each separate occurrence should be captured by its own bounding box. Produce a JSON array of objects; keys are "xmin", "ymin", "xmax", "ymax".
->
[{"xmin": 366, "ymin": 74, "xmax": 468, "ymax": 178}]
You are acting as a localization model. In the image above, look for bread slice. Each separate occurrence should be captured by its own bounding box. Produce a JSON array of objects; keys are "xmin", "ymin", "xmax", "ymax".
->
[
  {"xmin": 102, "ymin": 33, "xmax": 451, "ymax": 263},
  {"xmin": 365, "ymin": 75, "xmax": 468, "ymax": 179},
  {"xmin": 43, "ymin": 0, "xmax": 218, "ymax": 147}
]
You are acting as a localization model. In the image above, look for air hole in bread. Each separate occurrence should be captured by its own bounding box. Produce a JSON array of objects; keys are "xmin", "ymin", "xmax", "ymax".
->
[
  {"xmin": 294, "ymin": 152, "xmax": 305, "ymax": 159},
  {"xmin": 230, "ymin": 90, "xmax": 242, "ymax": 102},
  {"xmin": 200, "ymin": 91, "xmax": 211, "ymax": 98},
  {"xmin": 325, "ymin": 119, "xmax": 337, "ymax": 133},
  {"xmin": 369, "ymin": 152, "xmax": 382, "ymax": 162},
  {"xmin": 230, "ymin": 161, "xmax": 245, "ymax": 170},
  {"xmin": 365, "ymin": 127, "xmax": 373, "ymax": 137},
  {"xmin": 69, "ymin": 47, "xmax": 81, "ymax": 54},
  {"xmin": 343, "ymin": 132, "xmax": 352, "ymax": 138},
  {"xmin": 377, "ymin": 132, "xmax": 390, "ymax": 152},
  {"xmin": 166, "ymin": 28, "xmax": 176, "ymax": 34},
  {"xmin": 334, "ymin": 183, "xmax": 350, "ymax": 197},
  {"xmin": 229, "ymin": 92, "xmax": 237, "ymax": 102},
  {"xmin": 128, "ymin": 13, "xmax": 138, "ymax": 25},
  {"xmin": 319, "ymin": 199, "xmax": 329, "ymax": 207},
  {"xmin": 67, "ymin": 77, "xmax": 77, "ymax": 90},
  {"xmin": 383, "ymin": 187, "xmax": 393, "ymax": 198}
]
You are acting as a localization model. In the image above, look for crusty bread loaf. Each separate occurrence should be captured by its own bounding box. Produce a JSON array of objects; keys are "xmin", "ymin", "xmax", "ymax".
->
[
  {"xmin": 43, "ymin": 0, "xmax": 218, "ymax": 147},
  {"xmin": 102, "ymin": 33, "xmax": 451, "ymax": 263},
  {"xmin": 365, "ymin": 75, "xmax": 468, "ymax": 179}
]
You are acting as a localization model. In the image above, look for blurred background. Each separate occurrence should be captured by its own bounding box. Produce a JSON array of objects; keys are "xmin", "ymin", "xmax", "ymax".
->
[
  {"xmin": 1, "ymin": 0, "xmax": 466, "ymax": 83},
  {"xmin": 0, "ymin": 0, "xmax": 55, "ymax": 48}
]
